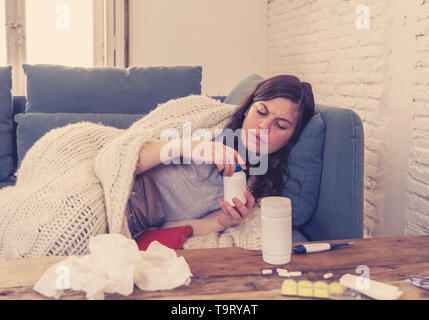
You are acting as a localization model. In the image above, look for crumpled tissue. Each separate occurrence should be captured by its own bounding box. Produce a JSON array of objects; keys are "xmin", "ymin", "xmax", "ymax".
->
[{"xmin": 33, "ymin": 234, "xmax": 192, "ymax": 300}]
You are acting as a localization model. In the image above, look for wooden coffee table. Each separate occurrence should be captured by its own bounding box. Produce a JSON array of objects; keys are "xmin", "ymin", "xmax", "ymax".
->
[{"xmin": 1, "ymin": 235, "xmax": 429, "ymax": 300}]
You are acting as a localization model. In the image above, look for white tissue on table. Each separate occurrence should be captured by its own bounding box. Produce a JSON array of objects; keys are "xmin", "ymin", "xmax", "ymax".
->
[
  {"xmin": 33, "ymin": 234, "xmax": 193, "ymax": 300},
  {"xmin": 134, "ymin": 241, "xmax": 192, "ymax": 291}
]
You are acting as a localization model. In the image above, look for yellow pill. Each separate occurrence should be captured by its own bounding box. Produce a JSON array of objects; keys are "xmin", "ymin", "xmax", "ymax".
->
[
  {"xmin": 329, "ymin": 282, "xmax": 344, "ymax": 295},
  {"xmin": 281, "ymin": 279, "xmax": 297, "ymax": 296},
  {"xmin": 313, "ymin": 281, "xmax": 329, "ymax": 299},
  {"xmin": 298, "ymin": 280, "xmax": 313, "ymax": 297}
]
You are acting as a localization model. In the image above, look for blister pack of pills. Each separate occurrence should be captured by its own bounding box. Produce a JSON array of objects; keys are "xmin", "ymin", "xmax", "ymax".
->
[
  {"xmin": 409, "ymin": 275, "xmax": 429, "ymax": 290},
  {"xmin": 280, "ymin": 279, "xmax": 372, "ymax": 300}
]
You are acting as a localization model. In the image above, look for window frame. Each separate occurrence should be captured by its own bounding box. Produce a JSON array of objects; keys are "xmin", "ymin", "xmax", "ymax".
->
[
  {"xmin": 104, "ymin": 0, "xmax": 129, "ymax": 68},
  {"xmin": 3, "ymin": 0, "xmax": 128, "ymax": 96},
  {"xmin": 4, "ymin": 0, "xmax": 26, "ymax": 95}
]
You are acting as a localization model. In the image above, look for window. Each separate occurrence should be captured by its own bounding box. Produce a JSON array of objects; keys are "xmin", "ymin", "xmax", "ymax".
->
[
  {"xmin": 0, "ymin": 0, "xmax": 6, "ymax": 66},
  {"xmin": 25, "ymin": 0, "xmax": 94, "ymax": 67},
  {"xmin": 3, "ymin": 0, "xmax": 128, "ymax": 95}
]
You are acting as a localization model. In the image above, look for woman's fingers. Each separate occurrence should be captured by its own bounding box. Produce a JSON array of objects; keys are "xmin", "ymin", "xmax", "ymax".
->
[
  {"xmin": 189, "ymin": 141, "xmax": 247, "ymax": 176},
  {"xmin": 221, "ymin": 199, "xmax": 241, "ymax": 221},
  {"xmin": 217, "ymin": 212, "xmax": 228, "ymax": 227},
  {"xmin": 231, "ymin": 191, "xmax": 255, "ymax": 217},
  {"xmin": 210, "ymin": 142, "xmax": 248, "ymax": 176},
  {"xmin": 223, "ymin": 147, "xmax": 236, "ymax": 176},
  {"xmin": 234, "ymin": 150, "xmax": 247, "ymax": 171},
  {"xmin": 216, "ymin": 163, "xmax": 225, "ymax": 174},
  {"xmin": 225, "ymin": 164, "xmax": 236, "ymax": 177},
  {"xmin": 244, "ymin": 189, "xmax": 255, "ymax": 210},
  {"xmin": 222, "ymin": 144, "xmax": 246, "ymax": 176},
  {"xmin": 218, "ymin": 199, "xmax": 241, "ymax": 222},
  {"xmin": 217, "ymin": 191, "xmax": 255, "ymax": 229},
  {"xmin": 222, "ymin": 163, "xmax": 229, "ymax": 177},
  {"xmin": 225, "ymin": 201, "xmax": 242, "ymax": 220},
  {"xmin": 232, "ymin": 197, "xmax": 249, "ymax": 218},
  {"xmin": 217, "ymin": 200, "xmax": 232, "ymax": 227}
]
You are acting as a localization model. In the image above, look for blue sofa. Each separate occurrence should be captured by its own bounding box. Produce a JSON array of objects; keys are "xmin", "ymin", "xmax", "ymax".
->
[{"xmin": 0, "ymin": 65, "xmax": 364, "ymax": 241}]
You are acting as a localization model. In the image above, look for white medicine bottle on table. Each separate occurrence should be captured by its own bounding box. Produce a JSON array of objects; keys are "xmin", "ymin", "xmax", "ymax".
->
[{"xmin": 261, "ymin": 196, "xmax": 292, "ymax": 265}]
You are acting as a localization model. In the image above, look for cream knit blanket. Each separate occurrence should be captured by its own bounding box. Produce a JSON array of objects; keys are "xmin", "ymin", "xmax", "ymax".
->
[{"xmin": 0, "ymin": 95, "xmax": 262, "ymax": 258}]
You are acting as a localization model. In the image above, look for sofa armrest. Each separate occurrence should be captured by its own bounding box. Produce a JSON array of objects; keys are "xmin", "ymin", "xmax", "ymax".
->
[{"xmin": 301, "ymin": 105, "xmax": 364, "ymax": 241}]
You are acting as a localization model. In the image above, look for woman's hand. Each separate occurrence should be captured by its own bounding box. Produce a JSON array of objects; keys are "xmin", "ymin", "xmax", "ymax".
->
[
  {"xmin": 217, "ymin": 190, "xmax": 255, "ymax": 229},
  {"xmin": 164, "ymin": 190, "xmax": 255, "ymax": 236},
  {"xmin": 183, "ymin": 139, "xmax": 246, "ymax": 176}
]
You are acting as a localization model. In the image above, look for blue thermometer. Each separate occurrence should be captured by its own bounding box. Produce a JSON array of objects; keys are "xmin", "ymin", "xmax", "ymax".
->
[{"xmin": 293, "ymin": 242, "xmax": 353, "ymax": 254}]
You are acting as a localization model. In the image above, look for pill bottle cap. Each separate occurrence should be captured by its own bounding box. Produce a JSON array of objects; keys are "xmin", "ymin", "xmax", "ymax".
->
[{"xmin": 261, "ymin": 196, "xmax": 292, "ymax": 218}]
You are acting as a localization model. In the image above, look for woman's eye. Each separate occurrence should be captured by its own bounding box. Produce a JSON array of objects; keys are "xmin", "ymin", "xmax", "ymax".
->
[
  {"xmin": 256, "ymin": 107, "xmax": 267, "ymax": 116},
  {"xmin": 277, "ymin": 123, "xmax": 288, "ymax": 130}
]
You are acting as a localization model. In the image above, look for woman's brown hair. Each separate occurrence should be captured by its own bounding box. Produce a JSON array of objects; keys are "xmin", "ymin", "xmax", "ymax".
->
[{"xmin": 224, "ymin": 75, "xmax": 315, "ymax": 203}]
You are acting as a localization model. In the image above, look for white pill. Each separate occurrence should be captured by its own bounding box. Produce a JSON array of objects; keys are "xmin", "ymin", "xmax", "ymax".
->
[
  {"xmin": 288, "ymin": 271, "xmax": 302, "ymax": 277},
  {"xmin": 323, "ymin": 273, "xmax": 333, "ymax": 279},
  {"xmin": 262, "ymin": 269, "xmax": 273, "ymax": 275},
  {"xmin": 276, "ymin": 268, "xmax": 288, "ymax": 274},
  {"xmin": 277, "ymin": 270, "xmax": 290, "ymax": 277}
]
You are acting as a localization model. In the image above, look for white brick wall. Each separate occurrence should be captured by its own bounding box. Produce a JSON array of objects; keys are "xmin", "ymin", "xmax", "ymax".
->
[
  {"xmin": 406, "ymin": 0, "xmax": 429, "ymax": 235},
  {"xmin": 267, "ymin": 0, "xmax": 429, "ymax": 237}
]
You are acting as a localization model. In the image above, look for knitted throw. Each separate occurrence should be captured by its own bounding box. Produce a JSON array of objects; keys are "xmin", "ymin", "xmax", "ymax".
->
[{"xmin": 0, "ymin": 95, "xmax": 263, "ymax": 258}]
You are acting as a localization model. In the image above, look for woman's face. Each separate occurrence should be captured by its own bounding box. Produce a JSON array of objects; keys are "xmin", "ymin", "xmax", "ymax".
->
[{"xmin": 241, "ymin": 97, "xmax": 299, "ymax": 154}]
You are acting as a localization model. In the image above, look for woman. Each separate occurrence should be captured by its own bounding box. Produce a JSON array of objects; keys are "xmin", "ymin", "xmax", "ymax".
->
[{"xmin": 126, "ymin": 75, "xmax": 315, "ymax": 239}]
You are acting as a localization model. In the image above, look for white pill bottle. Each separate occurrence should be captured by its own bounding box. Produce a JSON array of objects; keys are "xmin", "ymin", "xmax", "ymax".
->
[
  {"xmin": 261, "ymin": 196, "xmax": 292, "ymax": 265},
  {"xmin": 223, "ymin": 166, "xmax": 247, "ymax": 205}
]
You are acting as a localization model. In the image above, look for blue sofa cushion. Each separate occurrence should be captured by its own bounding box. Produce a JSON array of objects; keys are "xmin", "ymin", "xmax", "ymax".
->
[
  {"xmin": 0, "ymin": 66, "xmax": 14, "ymax": 180},
  {"xmin": 224, "ymin": 73, "xmax": 264, "ymax": 105},
  {"xmin": 0, "ymin": 175, "xmax": 16, "ymax": 189},
  {"xmin": 11, "ymin": 96, "xmax": 27, "ymax": 172},
  {"xmin": 283, "ymin": 109, "xmax": 325, "ymax": 229},
  {"xmin": 22, "ymin": 64, "xmax": 202, "ymax": 114},
  {"xmin": 301, "ymin": 105, "xmax": 364, "ymax": 241},
  {"xmin": 14, "ymin": 113, "xmax": 144, "ymax": 166},
  {"xmin": 224, "ymin": 73, "xmax": 325, "ymax": 232}
]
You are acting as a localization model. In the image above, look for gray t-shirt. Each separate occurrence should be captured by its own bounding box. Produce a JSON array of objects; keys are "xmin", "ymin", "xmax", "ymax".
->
[{"xmin": 125, "ymin": 163, "xmax": 224, "ymax": 238}]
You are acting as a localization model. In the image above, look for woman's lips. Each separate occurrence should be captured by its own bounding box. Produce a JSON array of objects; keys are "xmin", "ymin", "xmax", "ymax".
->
[
  {"xmin": 241, "ymin": 130, "xmax": 269, "ymax": 154},
  {"xmin": 250, "ymin": 131, "xmax": 266, "ymax": 144}
]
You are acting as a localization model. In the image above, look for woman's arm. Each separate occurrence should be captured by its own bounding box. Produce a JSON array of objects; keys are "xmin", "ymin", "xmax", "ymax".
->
[
  {"xmin": 135, "ymin": 140, "xmax": 175, "ymax": 175},
  {"xmin": 161, "ymin": 190, "xmax": 255, "ymax": 237},
  {"xmin": 135, "ymin": 140, "xmax": 181, "ymax": 175},
  {"xmin": 135, "ymin": 138, "xmax": 246, "ymax": 176},
  {"xmin": 161, "ymin": 209, "xmax": 225, "ymax": 237}
]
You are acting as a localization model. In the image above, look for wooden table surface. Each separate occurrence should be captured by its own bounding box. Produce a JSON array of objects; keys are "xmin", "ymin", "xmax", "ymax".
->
[{"xmin": 1, "ymin": 235, "xmax": 429, "ymax": 300}]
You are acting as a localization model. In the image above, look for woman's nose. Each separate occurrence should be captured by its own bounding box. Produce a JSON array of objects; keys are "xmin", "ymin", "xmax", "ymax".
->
[{"xmin": 258, "ymin": 119, "xmax": 272, "ymax": 131}]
